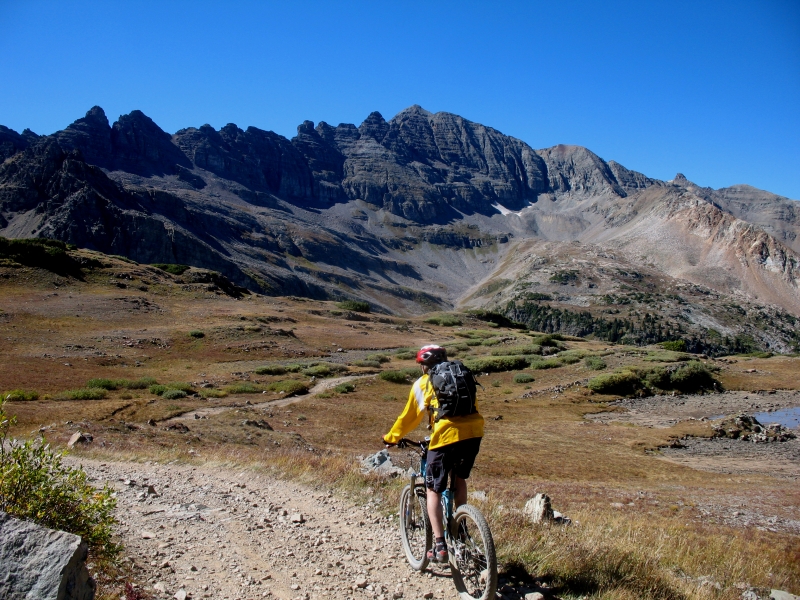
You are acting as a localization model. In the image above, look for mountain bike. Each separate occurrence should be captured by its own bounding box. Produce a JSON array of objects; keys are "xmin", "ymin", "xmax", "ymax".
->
[{"xmin": 394, "ymin": 438, "xmax": 497, "ymax": 600}]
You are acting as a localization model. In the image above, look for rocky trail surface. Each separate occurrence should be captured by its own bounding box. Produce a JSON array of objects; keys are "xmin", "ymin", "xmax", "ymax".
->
[{"xmin": 75, "ymin": 459, "xmax": 519, "ymax": 600}]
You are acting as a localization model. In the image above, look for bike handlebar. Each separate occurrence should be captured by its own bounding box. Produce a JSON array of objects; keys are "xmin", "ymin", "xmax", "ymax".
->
[{"xmin": 393, "ymin": 438, "xmax": 428, "ymax": 450}]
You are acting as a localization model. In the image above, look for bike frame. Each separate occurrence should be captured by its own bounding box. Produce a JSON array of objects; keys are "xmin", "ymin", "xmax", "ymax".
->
[{"xmin": 407, "ymin": 438, "xmax": 455, "ymax": 545}]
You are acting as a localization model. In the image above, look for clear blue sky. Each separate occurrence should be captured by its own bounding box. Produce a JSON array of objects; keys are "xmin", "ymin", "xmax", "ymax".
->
[{"xmin": 2, "ymin": 0, "xmax": 798, "ymax": 199}]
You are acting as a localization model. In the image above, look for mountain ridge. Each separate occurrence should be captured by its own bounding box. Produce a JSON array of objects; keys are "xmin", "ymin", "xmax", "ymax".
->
[{"xmin": 1, "ymin": 105, "xmax": 798, "ymax": 351}]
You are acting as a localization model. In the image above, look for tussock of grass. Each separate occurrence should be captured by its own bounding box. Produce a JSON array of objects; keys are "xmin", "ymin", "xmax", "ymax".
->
[
  {"xmin": 224, "ymin": 382, "xmax": 261, "ymax": 394},
  {"xmin": 366, "ymin": 353, "xmax": 391, "ymax": 363},
  {"xmin": 491, "ymin": 344, "xmax": 543, "ymax": 356},
  {"xmin": 589, "ymin": 362, "xmax": 718, "ymax": 396},
  {"xmin": 584, "ymin": 355, "xmax": 607, "ymax": 370},
  {"xmin": 513, "ymin": 373, "xmax": 535, "ymax": 384},
  {"xmin": 199, "ymin": 389, "xmax": 227, "ymax": 399},
  {"xmin": 351, "ymin": 360, "xmax": 381, "ymax": 368},
  {"xmin": 465, "ymin": 355, "xmax": 529, "ymax": 373},
  {"xmin": 255, "ymin": 365, "xmax": 287, "ymax": 375},
  {"xmin": 151, "ymin": 263, "xmax": 190, "ymax": 275},
  {"xmin": 302, "ymin": 363, "xmax": 349, "ymax": 378},
  {"xmin": 161, "ymin": 389, "xmax": 188, "ymax": 400},
  {"xmin": 59, "ymin": 388, "xmax": 107, "ymax": 400},
  {"xmin": 150, "ymin": 382, "xmax": 194, "ymax": 396},
  {"xmin": 644, "ymin": 350, "xmax": 692, "ymax": 363},
  {"xmin": 3, "ymin": 389, "xmax": 39, "ymax": 401},
  {"xmin": 424, "ymin": 314, "xmax": 463, "ymax": 326},
  {"xmin": 333, "ymin": 383, "xmax": 356, "ymax": 394},
  {"xmin": 188, "ymin": 330, "xmax": 205, "ymax": 338},
  {"xmin": 379, "ymin": 369, "xmax": 419, "ymax": 383},
  {"xmin": 336, "ymin": 300, "xmax": 371, "ymax": 313},
  {"xmin": 125, "ymin": 377, "xmax": 158, "ymax": 389},
  {"xmin": 86, "ymin": 378, "xmax": 127, "ymax": 390},
  {"xmin": 266, "ymin": 380, "xmax": 308, "ymax": 395}
]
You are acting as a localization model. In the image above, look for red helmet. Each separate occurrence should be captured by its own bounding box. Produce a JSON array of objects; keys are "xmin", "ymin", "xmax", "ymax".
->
[{"xmin": 415, "ymin": 345, "xmax": 447, "ymax": 366}]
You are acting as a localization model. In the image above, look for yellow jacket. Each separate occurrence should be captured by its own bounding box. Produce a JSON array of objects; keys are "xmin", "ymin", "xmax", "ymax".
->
[{"xmin": 383, "ymin": 373, "xmax": 484, "ymax": 450}]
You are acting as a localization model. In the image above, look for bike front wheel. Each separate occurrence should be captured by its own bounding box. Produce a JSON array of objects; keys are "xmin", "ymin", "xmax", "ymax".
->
[
  {"xmin": 399, "ymin": 483, "xmax": 432, "ymax": 571},
  {"xmin": 449, "ymin": 504, "xmax": 497, "ymax": 600}
]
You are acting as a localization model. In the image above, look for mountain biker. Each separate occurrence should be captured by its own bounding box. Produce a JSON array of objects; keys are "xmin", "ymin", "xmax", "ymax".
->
[{"xmin": 383, "ymin": 345, "xmax": 484, "ymax": 564}]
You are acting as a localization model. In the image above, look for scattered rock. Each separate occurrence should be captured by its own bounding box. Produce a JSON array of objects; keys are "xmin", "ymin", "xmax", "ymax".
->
[
  {"xmin": 525, "ymin": 593, "xmax": 546, "ymax": 600},
  {"xmin": 355, "ymin": 576, "xmax": 368, "ymax": 589},
  {"xmin": 713, "ymin": 414, "xmax": 796, "ymax": 443},
  {"xmin": 360, "ymin": 449, "xmax": 405, "ymax": 477},
  {"xmin": 164, "ymin": 423, "xmax": 190, "ymax": 433},
  {"xmin": 174, "ymin": 589, "xmax": 187, "ymax": 600},
  {"xmin": 523, "ymin": 493, "xmax": 553, "ymax": 524},
  {"xmin": 67, "ymin": 432, "xmax": 93, "ymax": 448},
  {"xmin": 243, "ymin": 419, "xmax": 273, "ymax": 430},
  {"xmin": 290, "ymin": 513, "xmax": 305, "ymax": 523}
]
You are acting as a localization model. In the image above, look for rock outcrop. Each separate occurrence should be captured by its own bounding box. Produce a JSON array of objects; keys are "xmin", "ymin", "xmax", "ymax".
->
[
  {"xmin": 1, "ymin": 104, "xmax": 798, "ymax": 323},
  {"xmin": 0, "ymin": 511, "xmax": 95, "ymax": 600}
]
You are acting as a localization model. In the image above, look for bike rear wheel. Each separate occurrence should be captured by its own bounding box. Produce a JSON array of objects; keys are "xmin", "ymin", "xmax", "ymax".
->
[
  {"xmin": 399, "ymin": 483, "xmax": 432, "ymax": 570},
  {"xmin": 449, "ymin": 504, "xmax": 497, "ymax": 600}
]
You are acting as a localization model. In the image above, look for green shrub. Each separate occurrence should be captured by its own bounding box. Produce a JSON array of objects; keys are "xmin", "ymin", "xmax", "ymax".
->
[
  {"xmin": 366, "ymin": 353, "xmax": 391, "ymax": 363},
  {"xmin": 669, "ymin": 361, "xmax": 716, "ymax": 392},
  {"xmin": 188, "ymin": 330, "xmax": 205, "ymax": 338},
  {"xmin": 0, "ymin": 399, "xmax": 119, "ymax": 558},
  {"xmin": 491, "ymin": 345, "xmax": 542, "ymax": 356},
  {"xmin": 464, "ymin": 356, "xmax": 529, "ymax": 373},
  {"xmin": 554, "ymin": 349, "xmax": 587, "ymax": 364},
  {"xmin": 380, "ymin": 370, "xmax": 412, "ymax": 384},
  {"xmin": 465, "ymin": 339, "xmax": 483, "ymax": 347},
  {"xmin": 0, "ymin": 237, "xmax": 81, "ymax": 276},
  {"xmin": 302, "ymin": 363, "xmax": 348, "ymax": 378},
  {"xmin": 336, "ymin": 300, "xmax": 371, "ymax": 313},
  {"xmin": 62, "ymin": 388, "xmax": 107, "ymax": 400},
  {"xmin": 660, "ymin": 340, "xmax": 687, "ymax": 352},
  {"xmin": 3, "ymin": 389, "xmax": 39, "ymax": 402},
  {"xmin": 166, "ymin": 382, "xmax": 193, "ymax": 392},
  {"xmin": 643, "ymin": 350, "xmax": 691, "ymax": 363},
  {"xmin": 225, "ymin": 382, "xmax": 261, "ymax": 394},
  {"xmin": 587, "ymin": 370, "xmax": 642, "ymax": 395},
  {"xmin": 266, "ymin": 380, "xmax": 309, "ymax": 395},
  {"xmin": 284, "ymin": 364, "xmax": 304, "ymax": 373},
  {"xmin": 86, "ymin": 378, "xmax": 125, "ymax": 390},
  {"xmin": 641, "ymin": 366, "xmax": 672, "ymax": 390},
  {"xmin": 161, "ymin": 389, "xmax": 188, "ymax": 400},
  {"xmin": 352, "ymin": 360, "xmax": 381, "ymax": 368},
  {"xmin": 125, "ymin": 377, "xmax": 157, "ymax": 389},
  {"xmin": 394, "ymin": 351, "xmax": 415, "ymax": 360},
  {"xmin": 532, "ymin": 334, "xmax": 565, "ymax": 348},
  {"xmin": 152, "ymin": 263, "xmax": 190, "ymax": 275},
  {"xmin": 481, "ymin": 338, "xmax": 502, "ymax": 346},
  {"xmin": 584, "ymin": 356, "xmax": 607, "ymax": 370},
  {"xmin": 424, "ymin": 314, "xmax": 462, "ymax": 327},
  {"xmin": 199, "ymin": 389, "xmax": 227, "ymax": 399},
  {"xmin": 255, "ymin": 365, "xmax": 287, "ymax": 376},
  {"xmin": 513, "ymin": 373, "xmax": 535, "ymax": 384},
  {"xmin": 149, "ymin": 382, "xmax": 192, "ymax": 396},
  {"xmin": 334, "ymin": 382, "xmax": 356, "ymax": 394}
]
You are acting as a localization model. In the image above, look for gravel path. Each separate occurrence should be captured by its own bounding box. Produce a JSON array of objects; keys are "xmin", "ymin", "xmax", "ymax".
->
[{"xmin": 76, "ymin": 459, "xmax": 485, "ymax": 600}]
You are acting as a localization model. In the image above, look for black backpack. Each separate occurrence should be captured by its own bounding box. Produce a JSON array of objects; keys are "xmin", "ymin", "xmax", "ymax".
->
[{"xmin": 428, "ymin": 360, "xmax": 479, "ymax": 422}]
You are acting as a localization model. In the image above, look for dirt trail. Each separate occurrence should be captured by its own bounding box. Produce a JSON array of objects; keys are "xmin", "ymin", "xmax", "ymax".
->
[
  {"xmin": 77, "ymin": 458, "xmax": 476, "ymax": 600},
  {"xmin": 165, "ymin": 376, "xmax": 371, "ymax": 423}
]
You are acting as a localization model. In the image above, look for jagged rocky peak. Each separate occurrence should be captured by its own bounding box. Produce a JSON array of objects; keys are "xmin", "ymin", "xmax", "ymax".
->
[{"xmin": 536, "ymin": 144, "xmax": 626, "ymax": 197}]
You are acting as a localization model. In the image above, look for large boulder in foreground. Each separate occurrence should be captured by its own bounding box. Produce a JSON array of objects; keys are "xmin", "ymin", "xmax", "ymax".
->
[{"xmin": 0, "ymin": 510, "xmax": 95, "ymax": 600}]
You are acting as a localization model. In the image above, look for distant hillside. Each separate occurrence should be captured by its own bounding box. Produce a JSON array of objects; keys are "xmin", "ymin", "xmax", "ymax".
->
[{"xmin": 1, "ymin": 105, "xmax": 798, "ymax": 352}]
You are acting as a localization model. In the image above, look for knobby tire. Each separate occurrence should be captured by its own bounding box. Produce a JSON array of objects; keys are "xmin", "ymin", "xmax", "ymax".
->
[
  {"xmin": 449, "ymin": 504, "xmax": 497, "ymax": 600},
  {"xmin": 399, "ymin": 483, "xmax": 431, "ymax": 571}
]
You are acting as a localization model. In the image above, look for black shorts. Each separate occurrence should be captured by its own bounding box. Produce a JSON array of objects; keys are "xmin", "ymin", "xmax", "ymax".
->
[{"xmin": 425, "ymin": 437, "xmax": 482, "ymax": 493}]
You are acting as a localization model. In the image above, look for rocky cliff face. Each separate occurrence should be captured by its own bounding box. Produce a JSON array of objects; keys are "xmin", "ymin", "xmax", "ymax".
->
[{"xmin": 0, "ymin": 105, "xmax": 797, "ymax": 327}]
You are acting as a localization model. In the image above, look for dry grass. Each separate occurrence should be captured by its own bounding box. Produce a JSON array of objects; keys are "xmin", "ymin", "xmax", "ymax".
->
[{"xmin": 2, "ymin": 258, "xmax": 799, "ymax": 599}]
